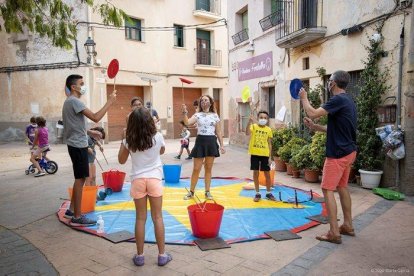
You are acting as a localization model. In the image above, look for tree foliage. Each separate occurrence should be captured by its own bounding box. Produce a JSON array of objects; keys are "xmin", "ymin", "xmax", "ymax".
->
[
  {"xmin": 0, "ymin": 0, "xmax": 129, "ymax": 49},
  {"xmin": 355, "ymin": 24, "xmax": 390, "ymax": 171}
]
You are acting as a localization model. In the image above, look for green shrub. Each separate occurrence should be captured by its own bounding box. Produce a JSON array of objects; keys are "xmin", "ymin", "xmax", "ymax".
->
[
  {"xmin": 277, "ymin": 137, "xmax": 307, "ymax": 163},
  {"xmin": 291, "ymin": 144, "xmax": 318, "ymax": 170},
  {"xmin": 271, "ymin": 126, "xmax": 296, "ymax": 157},
  {"xmin": 309, "ymin": 132, "xmax": 326, "ymax": 170}
]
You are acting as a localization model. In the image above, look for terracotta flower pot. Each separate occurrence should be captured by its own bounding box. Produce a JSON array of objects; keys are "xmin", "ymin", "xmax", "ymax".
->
[
  {"xmin": 286, "ymin": 163, "xmax": 293, "ymax": 175},
  {"xmin": 273, "ymin": 156, "xmax": 287, "ymax": 172},
  {"xmin": 292, "ymin": 169, "xmax": 301, "ymax": 178},
  {"xmin": 304, "ymin": 169, "xmax": 319, "ymax": 183}
]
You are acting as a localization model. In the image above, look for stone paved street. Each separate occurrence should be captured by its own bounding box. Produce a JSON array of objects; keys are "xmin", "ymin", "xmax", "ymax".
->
[{"xmin": 0, "ymin": 140, "xmax": 413, "ymax": 275}]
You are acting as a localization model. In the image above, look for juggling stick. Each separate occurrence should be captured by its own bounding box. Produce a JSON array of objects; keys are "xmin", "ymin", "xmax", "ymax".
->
[{"xmin": 179, "ymin": 77, "xmax": 194, "ymax": 104}]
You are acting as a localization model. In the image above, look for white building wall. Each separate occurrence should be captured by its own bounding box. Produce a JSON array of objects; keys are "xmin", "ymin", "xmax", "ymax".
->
[{"xmin": 228, "ymin": 0, "xmax": 287, "ymax": 146}]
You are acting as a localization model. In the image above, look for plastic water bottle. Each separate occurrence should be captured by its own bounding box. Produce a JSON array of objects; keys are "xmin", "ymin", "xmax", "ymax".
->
[
  {"xmin": 270, "ymin": 161, "xmax": 276, "ymax": 171},
  {"xmin": 97, "ymin": 215, "xmax": 104, "ymax": 234}
]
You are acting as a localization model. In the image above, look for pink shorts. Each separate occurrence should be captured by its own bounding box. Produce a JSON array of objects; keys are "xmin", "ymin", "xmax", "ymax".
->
[
  {"xmin": 130, "ymin": 178, "xmax": 163, "ymax": 199},
  {"xmin": 321, "ymin": 151, "xmax": 356, "ymax": 191}
]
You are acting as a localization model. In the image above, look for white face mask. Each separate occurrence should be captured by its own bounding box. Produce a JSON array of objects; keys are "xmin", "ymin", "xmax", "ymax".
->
[
  {"xmin": 79, "ymin": 85, "xmax": 88, "ymax": 95},
  {"xmin": 258, "ymin": 119, "xmax": 268, "ymax": 126}
]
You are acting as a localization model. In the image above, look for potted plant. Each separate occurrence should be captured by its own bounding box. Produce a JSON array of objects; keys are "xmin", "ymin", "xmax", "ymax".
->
[
  {"xmin": 355, "ymin": 26, "xmax": 390, "ymax": 189},
  {"xmin": 289, "ymin": 146, "xmax": 303, "ymax": 178},
  {"xmin": 278, "ymin": 137, "xmax": 306, "ymax": 175},
  {"xmin": 271, "ymin": 127, "xmax": 295, "ymax": 172},
  {"xmin": 308, "ymin": 132, "xmax": 326, "ymax": 183}
]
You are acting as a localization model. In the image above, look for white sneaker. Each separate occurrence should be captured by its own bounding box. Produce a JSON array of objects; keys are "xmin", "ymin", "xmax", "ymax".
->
[
  {"xmin": 183, "ymin": 191, "xmax": 194, "ymax": 200},
  {"xmin": 205, "ymin": 191, "xmax": 213, "ymax": 200},
  {"xmin": 34, "ymin": 171, "xmax": 46, "ymax": 177}
]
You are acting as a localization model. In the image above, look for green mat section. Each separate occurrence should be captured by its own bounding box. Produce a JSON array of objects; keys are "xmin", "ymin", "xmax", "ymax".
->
[{"xmin": 372, "ymin": 188, "xmax": 405, "ymax": 201}]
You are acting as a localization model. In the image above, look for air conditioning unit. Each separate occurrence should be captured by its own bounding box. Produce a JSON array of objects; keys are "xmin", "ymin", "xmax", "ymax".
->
[{"xmin": 400, "ymin": 0, "xmax": 412, "ymax": 8}]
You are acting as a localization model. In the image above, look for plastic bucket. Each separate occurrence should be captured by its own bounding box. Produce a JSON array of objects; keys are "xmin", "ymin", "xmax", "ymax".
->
[
  {"xmin": 68, "ymin": 186, "xmax": 98, "ymax": 214},
  {"xmin": 102, "ymin": 170, "xmax": 126, "ymax": 192},
  {"xmin": 258, "ymin": 170, "xmax": 275, "ymax": 186},
  {"xmin": 163, "ymin": 165, "xmax": 181, "ymax": 183},
  {"xmin": 188, "ymin": 202, "xmax": 224, "ymax": 238}
]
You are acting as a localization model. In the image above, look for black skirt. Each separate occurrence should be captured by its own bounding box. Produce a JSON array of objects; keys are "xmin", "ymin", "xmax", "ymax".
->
[{"xmin": 190, "ymin": 135, "xmax": 220, "ymax": 158}]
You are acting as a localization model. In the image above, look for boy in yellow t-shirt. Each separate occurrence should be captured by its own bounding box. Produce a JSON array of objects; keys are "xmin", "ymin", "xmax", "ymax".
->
[{"xmin": 247, "ymin": 110, "xmax": 275, "ymax": 202}]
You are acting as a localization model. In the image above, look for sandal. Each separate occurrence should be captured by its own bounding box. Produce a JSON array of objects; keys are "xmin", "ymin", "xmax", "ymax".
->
[
  {"xmin": 339, "ymin": 225, "xmax": 355, "ymax": 236},
  {"xmin": 316, "ymin": 230, "xmax": 342, "ymax": 244}
]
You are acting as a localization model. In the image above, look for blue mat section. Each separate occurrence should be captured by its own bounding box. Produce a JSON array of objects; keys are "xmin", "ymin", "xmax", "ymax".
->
[{"xmin": 81, "ymin": 178, "xmax": 323, "ymax": 244}]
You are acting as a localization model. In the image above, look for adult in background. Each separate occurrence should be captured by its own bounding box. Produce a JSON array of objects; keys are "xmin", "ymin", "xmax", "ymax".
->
[
  {"xmin": 63, "ymin": 74, "xmax": 117, "ymax": 226},
  {"xmin": 299, "ymin": 70, "xmax": 357, "ymax": 244},
  {"xmin": 182, "ymin": 95, "xmax": 225, "ymax": 200},
  {"xmin": 126, "ymin": 97, "xmax": 144, "ymax": 123}
]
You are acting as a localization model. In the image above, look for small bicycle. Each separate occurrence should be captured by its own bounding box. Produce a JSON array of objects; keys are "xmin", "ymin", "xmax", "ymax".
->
[{"xmin": 25, "ymin": 148, "xmax": 58, "ymax": 175}]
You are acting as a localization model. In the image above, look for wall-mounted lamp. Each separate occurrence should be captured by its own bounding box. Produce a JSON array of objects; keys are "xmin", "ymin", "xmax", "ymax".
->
[
  {"xmin": 246, "ymin": 41, "xmax": 254, "ymax": 53},
  {"xmin": 84, "ymin": 37, "xmax": 97, "ymax": 64}
]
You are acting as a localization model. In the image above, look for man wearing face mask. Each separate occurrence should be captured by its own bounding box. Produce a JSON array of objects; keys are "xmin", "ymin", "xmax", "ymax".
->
[
  {"xmin": 62, "ymin": 74, "xmax": 117, "ymax": 226},
  {"xmin": 246, "ymin": 110, "xmax": 275, "ymax": 202},
  {"xmin": 299, "ymin": 70, "xmax": 357, "ymax": 244}
]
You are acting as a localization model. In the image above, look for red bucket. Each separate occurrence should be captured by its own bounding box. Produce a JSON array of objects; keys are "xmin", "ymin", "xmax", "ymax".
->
[
  {"xmin": 187, "ymin": 202, "xmax": 224, "ymax": 238},
  {"xmin": 102, "ymin": 169, "xmax": 126, "ymax": 192}
]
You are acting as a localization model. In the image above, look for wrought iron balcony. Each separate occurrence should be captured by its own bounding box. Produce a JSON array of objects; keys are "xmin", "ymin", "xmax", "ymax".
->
[
  {"xmin": 195, "ymin": 47, "xmax": 222, "ymax": 71},
  {"xmin": 259, "ymin": 10, "xmax": 283, "ymax": 32},
  {"xmin": 194, "ymin": 0, "xmax": 221, "ymax": 19},
  {"xmin": 232, "ymin": 29, "xmax": 249, "ymax": 46},
  {"xmin": 274, "ymin": 0, "xmax": 326, "ymax": 48}
]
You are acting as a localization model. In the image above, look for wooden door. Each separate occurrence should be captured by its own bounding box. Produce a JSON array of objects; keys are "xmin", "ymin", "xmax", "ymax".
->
[
  {"xmin": 106, "ymin": 85, "xmax": 143, "ymax": 141},
  {"xmin": 172, "ymin": 87, "xmax": 202, "ymax": 138}
]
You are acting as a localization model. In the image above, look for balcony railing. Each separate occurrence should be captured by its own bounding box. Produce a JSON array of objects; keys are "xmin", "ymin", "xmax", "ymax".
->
[
  {"xmin": 194, "ymin": 0, "xmax": 221, "ymax": 16},
  {"xmin": 232, "ymin": 29, "xmax": 249, "ymax": 46},
  {"xmin": 196, "ymin": 47, "xmax": 222, "ymax": 67},
  {"xmin": 275, "ymin": 0, "xmax": 326, "ymax": 48},
  {"xmin": 259, "ymin": 10, "xmax": 283, "ymax": 32}
]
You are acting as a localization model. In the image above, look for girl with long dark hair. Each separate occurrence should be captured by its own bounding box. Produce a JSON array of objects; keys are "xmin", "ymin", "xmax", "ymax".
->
[
  {"xmin": 118, "ymin": 108, "xmax": 172, "ymax": 267},
  {"xmin": 182, "ymin": 95, "xmax": 225, "ymax": 200}
]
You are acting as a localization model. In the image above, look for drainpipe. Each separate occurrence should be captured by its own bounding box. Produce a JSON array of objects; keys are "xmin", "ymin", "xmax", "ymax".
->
[{"xmin": 396, "ymin": 26, "xmax": 404, "ymax": 191}]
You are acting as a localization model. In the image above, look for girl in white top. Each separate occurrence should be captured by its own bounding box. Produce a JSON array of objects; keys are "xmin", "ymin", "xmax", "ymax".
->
[
  {"xmin": 182, "ymin": 95, "xmax": 225, "ymax": 200},
  {"xmin": 118, "ymin": 108, "xmax": 172, "ymax": 267}
]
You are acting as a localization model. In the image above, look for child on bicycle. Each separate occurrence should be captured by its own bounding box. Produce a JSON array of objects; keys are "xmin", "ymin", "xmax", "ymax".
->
[
  {"xmin": 30, "ymin": 116, "xmax": 49, "ymax": 177},
  {"xmin": 246, "ymin": 110, "xmax": 275, "ymax": 202},
  {"xmin": 174, "ymin": 121, "xmax": 192, "ymax": 160},
  {"xmin": 25, "ymin": 116, "xmax": 37, "ymax": 147},
  {"xmin": 85, "ymin": 127, "xmax": 105, "ymax": 186},
  {"xmin": 118, "ymin": 107, "xmax": 172, "ymax": 267}
]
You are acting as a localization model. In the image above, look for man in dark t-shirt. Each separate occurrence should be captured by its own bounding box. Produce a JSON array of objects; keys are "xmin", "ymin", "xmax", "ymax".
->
[{"xmin": 299, "ymin": 70, "xmax": 357, "ymax": 244}]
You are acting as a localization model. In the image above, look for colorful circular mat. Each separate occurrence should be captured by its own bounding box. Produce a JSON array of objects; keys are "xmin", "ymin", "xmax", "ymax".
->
[{"xmin": 58, "ymin": 178, "xmax": 325, "ymax": 244}]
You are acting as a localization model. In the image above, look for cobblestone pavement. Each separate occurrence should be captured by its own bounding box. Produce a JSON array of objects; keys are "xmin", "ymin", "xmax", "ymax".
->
[{"xmin": 0, "ymin": 140, "xmax": 413, "ymax": 275}]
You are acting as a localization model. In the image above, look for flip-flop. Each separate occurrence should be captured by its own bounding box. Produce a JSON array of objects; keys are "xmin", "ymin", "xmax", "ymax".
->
[
  {"xmin": 339, "ymin": 225, "xmax": 355, "ymax": 236},
  {"xmin": 316, "ymin": 231, "xmax": 342, "ymax": 244}
]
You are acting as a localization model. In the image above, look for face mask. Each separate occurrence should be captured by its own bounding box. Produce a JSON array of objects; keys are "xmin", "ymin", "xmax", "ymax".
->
[
  {"xmin": 258, "ymin": 119, "xmax": 268, "ymax": 126},
  {"xmin": 327, "ymin": 81, "xmax": 334, "ymax": 95},
  {"xmin": 79, "ymin": 85, "xmax": 87, "ymax": 95},
  {"xmin": 65, "ymin": 87, "xmax": 71, "ymax": 97}
]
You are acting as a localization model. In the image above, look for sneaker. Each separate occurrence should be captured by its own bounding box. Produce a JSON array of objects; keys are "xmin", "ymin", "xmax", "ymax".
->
[
  {"xmin": 183, "ymin": 191, "xmax": 194, "ymax": 200},
  {"xmin": 266, "ymin": 193, "xmax": 276, "ymax": 201},
  {"xmin": 185, "ymin": 156, "xmax": 192, "ymax": 160},
  {"xmin": 133, "ymin": 254, "xmax": 145, "ymax": 266},
  {"xmin": 64, "ymin": 209, "xmax": 74, "ymax": 219},
  {"xmin": 97, "ymin": 191, "xmax": 107, "ymax": 201},
  {"xmin": 253, "ymin": 193, "xmax": 261, "ymax": 202},
  {"xmin": 34, "ymin": 171, "xmax": 46, "ymax": 177},
  {"xmin": 70, "ymin": 215, "xmax": 97, "ymax": 227},
  {"xmin": 158, "ymin": 253, "xmax": 172, "ymax": 266},
  {"xmin": 205, "ymin": 191, "xmax": 213, "ymax": 200},
  {"xmin": 174, "ymin": 155, "xmax": 181, "ymax": 160}
]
